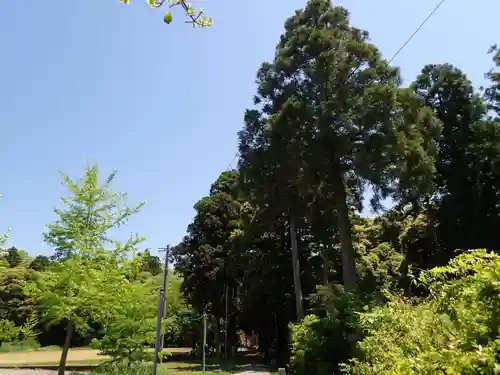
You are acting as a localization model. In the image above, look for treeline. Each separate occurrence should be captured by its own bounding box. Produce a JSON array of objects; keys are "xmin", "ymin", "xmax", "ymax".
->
[{"xmin": 171, "ymin": 0, "xmax": 500, "ymax": 373}]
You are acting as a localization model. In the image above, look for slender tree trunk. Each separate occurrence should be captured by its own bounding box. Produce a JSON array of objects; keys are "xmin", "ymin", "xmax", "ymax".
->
[
  {"xmin": 321, "ymin": 250, "xmax": 329, "ymax": 284},
  {"xmin": 332, "ymin": 173, "xmax": 358, "ymax": 291},
  {"xmin": 398, "ymin": 252, "xmax": 411, "ymax": 295},
  {"xmin": 58, "ymin": 320, "xmax": 73, "ymax": 375},
  {"xmin": 289, "ymin": 214, "xmax": 304, "ymax": 320},
  {"xmin": 214, "ymin": 318, "xmax": 220, "ymax": 358}
]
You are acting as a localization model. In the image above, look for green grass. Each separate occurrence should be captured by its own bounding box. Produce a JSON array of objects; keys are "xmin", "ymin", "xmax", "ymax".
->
[
  {"xmin": 4, "ymin": 358, "xmax": 108, "ymax": 366},
  {"xmin": 73, "ymin": 363, "xmax": 231, "ymax": 375},
  {"xmin": 0, "ymin": 339, "xmax": 41, "ymax": 353}
]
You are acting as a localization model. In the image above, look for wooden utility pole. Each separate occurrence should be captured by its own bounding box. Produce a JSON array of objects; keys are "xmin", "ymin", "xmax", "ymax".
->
[
  {"xmin": 202, "ymin": 313, "xmax": 207, "ymax": 373},
  {"xmin": 152, "ymin": 289, "xmax": 165, "ymax": 375},
  {"xmin": 158, "ymin": 246, "xmax": 170, "ymax": 354},
  {"xmin": 224, "ymin": 284, "xmax": 229, "ymax": 359}
]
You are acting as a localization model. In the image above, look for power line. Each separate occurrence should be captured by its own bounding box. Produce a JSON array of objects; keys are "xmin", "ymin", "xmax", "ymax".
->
[
  {"xmin": 388, "ymin": 0, "xmax": 446, "ymax": 64},
  {"xmin": 223, "ymin": 0, "xmax": 446, "ymax": 172},
  {"xmin": 226, "ymin": 152, "xmax": 238, "ymax": 171},
  {"xmin": 337, "ymin": 0, "xmax": 447, "ymax": 91}
]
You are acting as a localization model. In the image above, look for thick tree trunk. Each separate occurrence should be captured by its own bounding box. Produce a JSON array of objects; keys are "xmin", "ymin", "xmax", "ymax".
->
[
  {"xmin": 58, "ymin": 320, "xmax": 73, "ymax": 375},
  {"xmin": 332, "ymin": 173, "xmax": 358, "ymax": 291},
  {"xmin": 289, "ymin": 214, "xmax": 304, "ymax": 320}
]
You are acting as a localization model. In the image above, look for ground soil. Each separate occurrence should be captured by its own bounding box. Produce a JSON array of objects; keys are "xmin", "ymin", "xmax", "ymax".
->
[{"xmin": 0, "ymin": 349, "xmax": 105, "ymax": 366}]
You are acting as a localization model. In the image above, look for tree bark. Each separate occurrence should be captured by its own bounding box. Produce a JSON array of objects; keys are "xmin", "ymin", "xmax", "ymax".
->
[
  {"xmin": 321, "ymin": 250, "xmax": 329, "ymax": 284},
  {"xmin": 214, "ymin": 317, "xmax": 220, "ymax": 359},
  {"xmin": 332, "ymin": 172, "xmax": 358, "ymax": 291},
  {"xmin": 289, "ymin": 214, "xmax": 304, "ymax": 320},
  {"xmin": 58, "ymin": 320, "xmax": 73, "ymax": 375}
]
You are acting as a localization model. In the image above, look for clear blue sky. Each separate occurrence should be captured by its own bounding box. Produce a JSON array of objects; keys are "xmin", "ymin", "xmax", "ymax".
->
[{"xmin": 0, "ymin": 0, "xmax": 498, "ymax": 256}]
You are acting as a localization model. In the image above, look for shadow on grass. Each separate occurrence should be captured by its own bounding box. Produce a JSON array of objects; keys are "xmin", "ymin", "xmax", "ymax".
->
[{"xmin": 163, "ymin": 351, "xmax": 268, "ymax": 372}]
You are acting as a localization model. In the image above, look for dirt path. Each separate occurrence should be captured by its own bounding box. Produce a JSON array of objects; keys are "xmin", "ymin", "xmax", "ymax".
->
[
  {"xmin": 0, "ymin": 371, "xmax": 82, "ymax": 375},
  {"xmin": 0, "ymin": 350, "xmax": 105, "ymax": 366}
]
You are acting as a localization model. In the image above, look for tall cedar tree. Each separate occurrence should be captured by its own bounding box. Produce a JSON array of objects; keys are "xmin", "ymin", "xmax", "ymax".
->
[{"xmin": 239, "ymin": 0, "xmax": 439, "ymax": 291}]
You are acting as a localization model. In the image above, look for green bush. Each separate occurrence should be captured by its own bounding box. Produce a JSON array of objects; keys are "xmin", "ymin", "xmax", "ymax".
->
[
  {"xmin": 289, "ymin": 285, "xmax": 364, "ymax": 375},
  {"xmin": 342, "ymin": 249, "xmax": 500, "ymax": 374},
  {"xmin": 91, "ymin": 279, "xmax": 157, "ymax": 364},
  {"xmin": 0, "ymin": 337, "xmax": 40, "ymax": 353}
]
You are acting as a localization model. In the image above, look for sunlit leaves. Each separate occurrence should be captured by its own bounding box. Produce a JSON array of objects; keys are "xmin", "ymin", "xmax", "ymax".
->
[
  {"xmin": 343, "ymin": 250, "xmax": 500, "ymax": 374},
  {"xmin": 120, "ymin": 0, "xmax": 212, "ymax": 28},
  {"xmin": 27, "ymin": 165, "xmax": 147, "ymax": 336},
  {"xmin": 91, "ymin": 279, "xmax": 158, "ymax": 363}
]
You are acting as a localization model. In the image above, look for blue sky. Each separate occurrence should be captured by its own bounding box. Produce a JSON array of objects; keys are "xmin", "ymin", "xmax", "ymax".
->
[{"xmin": 0, "ymin": 0, "xmax": 498, "ymax": 256}]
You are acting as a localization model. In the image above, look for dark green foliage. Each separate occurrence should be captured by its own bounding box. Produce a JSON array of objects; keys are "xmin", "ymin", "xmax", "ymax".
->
[
  {"xmin": 137, "ymin": 249, "xmax": 162, "ymax": 276},
  {"xmin": 29, "ymin": 255, "xmax": 51, "ymax": 271}
]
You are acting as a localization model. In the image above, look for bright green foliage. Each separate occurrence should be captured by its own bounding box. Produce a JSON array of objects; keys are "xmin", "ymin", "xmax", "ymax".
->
[
  {"xmin": 0, "ymin": 245, "xmax": 39, "ymax": 349},
  {"xmin": 44, "ymin": 165, "xmax": 145, "ymax": 261},
  {"xmin": 91, "ymin": 279, "xmax": 157, "ymax": 364},
  {"xmin": 356, "ymin": 242, "xmax": 403, "ymax": 295},
  {"xmin": 343, "ymin": 250, "xmax": 500, "ymax": 374},
  {"xmin": 0, "ymin": 314, "xmax": 37, "ymax": 344},
  {"xmin": 0, "ymin": 319, "xmax": 18, "ymax": 342},
  {"xmin": 29, "ymin": 255, "xmax": 132, "ymax": 335},
  {"xmin": 119, "ymin": 0, "xmax": 212, "ymax": 28},
  {"xmin": 27, "ymin": 165, "xmax": 146, "ymax": 373},
  {"xmin": 0, "ymin": 263, "xmax": 38, "ymax": 325},
  {"xmin": 160, "ymin": 273, "xmax": 196, "ymax": 347}
]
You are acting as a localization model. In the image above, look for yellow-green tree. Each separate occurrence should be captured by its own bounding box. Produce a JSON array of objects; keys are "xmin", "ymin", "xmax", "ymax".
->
[{"xmin": 26, "ymin": 165, "xmax": 146, "ymax": 375}]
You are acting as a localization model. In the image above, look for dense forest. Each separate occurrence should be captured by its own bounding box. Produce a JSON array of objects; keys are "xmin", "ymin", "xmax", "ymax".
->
[{"xmin": 2, "ymin": 1, "xmax": 500, "ymax": 374}]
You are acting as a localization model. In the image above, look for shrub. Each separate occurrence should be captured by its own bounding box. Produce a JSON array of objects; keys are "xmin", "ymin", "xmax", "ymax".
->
[
  {"xmin": 289, "ymin": 285, "xmax": 364, "ymax": 375},
  {"xmin": 0, "ymin": 337, "xmax": 40, "ymax": 353},
  {"xmin": 91, "ymin": 279, "xmax": 157, "ymax": 364},
  {"xmin": 342, "ymin": 249, "xmax": 500, "ymax": 374}
]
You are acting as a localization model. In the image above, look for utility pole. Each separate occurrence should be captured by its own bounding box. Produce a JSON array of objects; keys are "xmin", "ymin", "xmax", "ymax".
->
[
  {"xmin": 158, "ymin": 246, "xmax": 170, "ymax": 356},
  {"xmin": 152, "ymin": 289, "xmax": 165, "ymax": 375},
  {"xmin": 202, "ymin": 313, "xmax": 207, "ymax": 374},
  {"xmin": 224, "ymin": 284, "xmax": 228, "ymax": 360}
]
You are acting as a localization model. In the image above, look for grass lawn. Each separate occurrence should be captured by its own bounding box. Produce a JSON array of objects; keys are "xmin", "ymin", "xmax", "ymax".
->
[
  {"xmin": 0, "ymin": 347, "xmax": 190, "ymax": 366},
  {"xmin": 0, "ymin": 347, "xmax": 271, "ymax": 374}
]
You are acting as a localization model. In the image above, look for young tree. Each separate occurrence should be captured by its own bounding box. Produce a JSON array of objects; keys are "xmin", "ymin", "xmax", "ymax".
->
[
  {"xmin": 27, "ymin": 165, "xmax": 145, "ymax": 375},
  {"xmin": 91, "ymin": 278, "xmax": 158, "ymax": 364}
]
